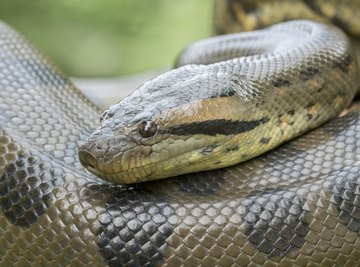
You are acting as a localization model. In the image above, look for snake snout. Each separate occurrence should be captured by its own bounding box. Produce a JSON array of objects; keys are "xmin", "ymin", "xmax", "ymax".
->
[{"xmin": 78, "ymin": 149, "xmax": 99, "ymax": 174}]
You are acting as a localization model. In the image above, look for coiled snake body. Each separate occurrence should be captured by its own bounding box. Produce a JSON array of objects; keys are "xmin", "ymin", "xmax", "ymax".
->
[
  {"xmin": 1, "ymin": 9, "xmax": 360, "ymax": 267},
  {"xmin": 80, "ymin": 20, "xmax": 357, "ymax": 185}
]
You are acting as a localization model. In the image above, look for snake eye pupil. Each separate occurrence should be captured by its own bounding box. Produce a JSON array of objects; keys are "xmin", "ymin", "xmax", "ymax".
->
[
  {"xmin": 139, "ymin": 121, "xmax": 157, "ymax": 138},
  {"xmin": 100, "ymin": 110, "xmax": 108, "ymax": 122}
]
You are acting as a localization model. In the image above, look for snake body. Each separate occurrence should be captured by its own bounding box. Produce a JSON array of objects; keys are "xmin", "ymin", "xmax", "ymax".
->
[
  {"xmin": 79, "ymin": 20, "xmax": 358, "ymax": 184},
  {"xmin": 1, "ymin": 6, "xmax": 360, "ymax": 267}
]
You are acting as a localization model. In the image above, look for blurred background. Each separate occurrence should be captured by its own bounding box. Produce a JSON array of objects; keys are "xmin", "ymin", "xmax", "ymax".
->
[{"xmin": 0, "ymin": 0, "xmax": 213, "ymax": 77}]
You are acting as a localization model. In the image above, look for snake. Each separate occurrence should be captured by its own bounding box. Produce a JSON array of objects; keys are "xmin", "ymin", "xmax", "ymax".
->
[
  {"xmin": 79, "ymin": 20, "xmax": 358, "ymax": 185},
  {"xmin": 1, "ymin": 2, "xmax": 360, "ymax": 267}
]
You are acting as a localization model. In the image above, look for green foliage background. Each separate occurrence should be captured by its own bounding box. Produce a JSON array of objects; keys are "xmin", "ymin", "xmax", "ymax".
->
[{"xmin": 0, "ymin": 0, "xmax": 213, "ymax": 77}]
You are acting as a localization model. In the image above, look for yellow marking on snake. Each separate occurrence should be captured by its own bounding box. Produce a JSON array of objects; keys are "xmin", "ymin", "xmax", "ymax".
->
[{"xmin": 79, "ymin": 20, "xmax": 358, "ymax": 184}]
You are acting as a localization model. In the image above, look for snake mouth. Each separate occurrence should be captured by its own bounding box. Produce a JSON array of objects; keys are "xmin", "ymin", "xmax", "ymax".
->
[{"xmin": 78, "ymin": 149, "xmax": 102, "ymax": 177}]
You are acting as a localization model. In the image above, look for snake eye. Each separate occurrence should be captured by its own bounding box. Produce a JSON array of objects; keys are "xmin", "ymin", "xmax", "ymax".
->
[
  {"xmin": 100, "ymin": 110, "xmax": 108, "ymax": 122},
  {"xmin": 139, "ymin": 121, "xmax": 157, "ymax": 138}
]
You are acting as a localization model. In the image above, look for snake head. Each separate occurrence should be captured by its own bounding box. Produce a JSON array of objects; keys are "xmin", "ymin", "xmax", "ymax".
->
[
  {"xmin": 78, "ymin": 65, "xmax": 271, "ymax": 184},
  {"xmin": 78, "ymin": 103, "xmax": 158, "ymax": 183}
]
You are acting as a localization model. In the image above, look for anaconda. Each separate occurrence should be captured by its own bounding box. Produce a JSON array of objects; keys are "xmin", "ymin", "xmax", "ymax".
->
[
  {"xmin": 79, "ymin": 20, "xmax": 358, "ymax": 184},
  {"xmin": 1, "ymin": 5, "xmax": 360, "ymax": 267}
]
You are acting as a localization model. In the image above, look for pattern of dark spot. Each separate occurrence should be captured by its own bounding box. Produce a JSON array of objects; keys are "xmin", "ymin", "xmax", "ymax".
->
[
  {"xmin": 167, "ymin": 117, "xmax": 269, "ymax": 136},
  {"xmin": 299, "ymin": 67, "xmax": 320, "ymax": 81},
  {"xmin": 305, "ymin": 102, "xmax": 315, "ymax": 109},
  {"xmin": 226, "ymin": 145, "xmax": 239, "ymax": 152},
  {"xmin": 241, "ymin": 188, "xmax": 309, "ymax": 258},
  {"xmin": 260, "ymin": 137, "xmax": 271, "ymax": 144},
  {"xmin": 237, "ymin": 0, "xmax": 257, "ymax": 13},
  {"xmin": 307, "ymin": 114, "xmax": 313, "ymax": 120},
  {"xmin": 330, "ymin": 15, "xmax": 350, "ymax": 33},
  {"xmin": 231, "ymin": 78, "xmax": 241, "ymax": 85},
  {"xmin": 218, "ymin": 89, "xmax": 236, "ymax": 97},
  {"xmin": 256, "ymin": 100, "xmax": 266, "ymax": 108},
  {"xmin": 85, "ymin": 184, "xmax": 174, "ymax": 266},
  {"xmin": 0, "ymin": 152, "xmax": 55, "ymax": 227},
  {"xmin": 333, "ymin": 54, "xmax": 352, "ymax": 73},
  {"xmin": 228, "ymin": 0, "xmax": 240, "ymax": 21},
  {"xmin": 272, "ymin": 78, "xmax": 291, "ymax": 88},
  {"xmin": 325, "ymin": 172, "xmax": 360, "ymax": 235},
  {"xmin": 211, "ymin": 88, "xmax": 237, "ymax": 98},
  {"xmin": 174, "ymin": 170, "xmax": 226, "ymax": 196},
  {"xmin": 287, "ymin": 110, "xmax": 295, "ymax": 116},
  {"xmin": 303, "ymin": 1, "xmax": 327, "ymax": 20}
]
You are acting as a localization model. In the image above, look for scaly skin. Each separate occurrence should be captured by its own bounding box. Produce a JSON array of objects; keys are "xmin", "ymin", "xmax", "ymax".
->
[
  {"xmin": 1, "ymin": 7, "xmax": 360, "ymax": 267},
  {"xmin": 79, "ymin": 21, "xmax": 358, "ymax": 184},
  {"xmin": 214, "ymin": 0, "xmax": 360, "ymax": 37}
]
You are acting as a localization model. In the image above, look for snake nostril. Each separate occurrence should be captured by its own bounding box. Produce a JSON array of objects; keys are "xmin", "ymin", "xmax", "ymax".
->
[{"xmin": 78, "ymin": 150, "xmax": 98, "ymax": 170}]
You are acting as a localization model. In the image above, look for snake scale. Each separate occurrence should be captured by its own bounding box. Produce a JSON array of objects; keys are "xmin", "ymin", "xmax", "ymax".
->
[{"xmin": 2, "ymin": 1, "xmax": 360, "ymax": 267}]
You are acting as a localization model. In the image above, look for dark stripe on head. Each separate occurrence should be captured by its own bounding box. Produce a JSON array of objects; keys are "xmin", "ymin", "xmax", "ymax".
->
[{"xmin": 166, "ymin": 117, "xmax": 269, "ymax": 136}]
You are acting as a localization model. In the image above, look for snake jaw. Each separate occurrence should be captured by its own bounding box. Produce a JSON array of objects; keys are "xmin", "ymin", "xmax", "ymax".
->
[
  {"xmin": 78, "ymin": 149, "xmax": 101, "ymax": 176},
  {"xmin": 79, "ymin": 122, "xmax": 157, "ymax": 183}
]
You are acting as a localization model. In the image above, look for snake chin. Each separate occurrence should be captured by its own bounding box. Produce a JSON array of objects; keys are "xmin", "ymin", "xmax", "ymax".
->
[
  {"xmin": 78, "ymin": 149, "xmax": 102, "ymax": 177},
  {"xmin": 79, "ymin": 125, "xmax": 231, "ymax": 184}
]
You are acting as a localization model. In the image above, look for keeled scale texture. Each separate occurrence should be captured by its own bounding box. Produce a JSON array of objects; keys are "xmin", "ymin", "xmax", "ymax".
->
[
  {"xmin": 213, "ymin": 0, "xmax": 360, "ymax": 71},
  {"xmin": 1, "ymin": 20, "xmax": 360, "ymax": 267},
  {"xmin": 81, "ymin": 20, "xmax": 357, "ymax": 184},
  {"xmin": 214, "ymin": 0, "xmax": 360, "ymax": 37}
]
